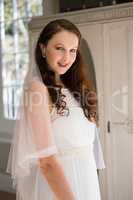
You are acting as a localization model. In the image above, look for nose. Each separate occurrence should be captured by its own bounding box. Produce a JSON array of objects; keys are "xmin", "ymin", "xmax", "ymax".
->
[{"xmin": 62, "ymin": 51, "xmax": 70, "ymax": 63}]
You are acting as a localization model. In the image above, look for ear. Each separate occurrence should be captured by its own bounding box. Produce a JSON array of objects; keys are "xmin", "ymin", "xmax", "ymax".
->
[
  {"xmin": 39, "ymin": 43, "xmax": 46, "ymax": 54},
  {"xmin": 39, "ymin": 43, "xmax": 46, "ymax": 58}
]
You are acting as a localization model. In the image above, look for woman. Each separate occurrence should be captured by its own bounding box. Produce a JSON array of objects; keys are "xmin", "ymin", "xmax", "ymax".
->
[{"xmin": 7, "ymin": 19, "xmax": 105, "ymax": 200}]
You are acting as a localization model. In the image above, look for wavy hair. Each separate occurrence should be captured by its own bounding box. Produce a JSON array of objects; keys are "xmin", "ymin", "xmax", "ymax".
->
[{"xmin": 35, "ymin": 19, "xmax": 98, "ymax": 122}]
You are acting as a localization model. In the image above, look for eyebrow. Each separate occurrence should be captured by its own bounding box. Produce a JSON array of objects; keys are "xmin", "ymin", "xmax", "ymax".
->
[{"xmin": 55, "ymin": 43, "xmax": 78, "ymax": 49}]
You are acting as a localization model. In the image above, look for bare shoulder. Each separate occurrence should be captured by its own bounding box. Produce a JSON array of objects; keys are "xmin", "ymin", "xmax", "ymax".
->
[
  {"xmin": 25, "ymin": 79, "xmax": 49, "ymax": 107},
  {"xmin": 27, "ymin": 79, "xmax": 53, "ymax": 110},
  {"xmin": 28, "ymin": 79, "xmax": 48, "ymax": 94}
]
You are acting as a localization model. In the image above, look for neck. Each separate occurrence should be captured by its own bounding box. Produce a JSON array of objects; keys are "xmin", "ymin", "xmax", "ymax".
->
[
  {"xmin": 55, "ymin": 73, "xmax": 65, "ymax": 87},
  {"xmin": 55, "ymin": 73, "xmax": 60, "ymax": 82}
]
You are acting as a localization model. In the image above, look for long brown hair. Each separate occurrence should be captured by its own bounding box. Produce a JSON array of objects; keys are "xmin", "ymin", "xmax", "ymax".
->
[{"xmin": 35, "ymin": 19, "xmax": 98, "ymax": 122}]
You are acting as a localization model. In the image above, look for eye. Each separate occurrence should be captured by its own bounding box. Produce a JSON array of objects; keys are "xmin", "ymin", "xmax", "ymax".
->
[
  {"xmin": 70, "ymin": 49, "xmax": 77, "ymax": 54},
  {"xmin": 56, "ymin": 47, "xmax": 64, "ymax": 51}
]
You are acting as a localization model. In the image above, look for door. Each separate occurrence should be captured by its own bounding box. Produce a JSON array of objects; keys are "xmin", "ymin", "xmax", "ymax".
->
[{"xmin": 104, "ymin": 19, "xmax": 133, "ymax": 200}]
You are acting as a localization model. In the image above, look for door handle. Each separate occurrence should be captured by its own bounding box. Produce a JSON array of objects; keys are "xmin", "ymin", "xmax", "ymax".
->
[{"xmin": 107, "ymin": 121, "xmax": 111, "ymax": 133}]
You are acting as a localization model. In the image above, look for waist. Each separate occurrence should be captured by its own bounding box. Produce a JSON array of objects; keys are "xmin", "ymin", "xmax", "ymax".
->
[{"xmin": 58, "ymin": 145, "xmax": 93, "ymax": 157}]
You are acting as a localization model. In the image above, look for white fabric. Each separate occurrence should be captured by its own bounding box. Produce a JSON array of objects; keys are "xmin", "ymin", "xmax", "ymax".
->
[
  {"xmin": 7, "ymin": 67, "xmax": 59, "ymax": 196},
  {"xmin": 93, "ymin": 126, "xmax": 105, "ymax": 170},
  {"xmin": 7, "ymin": 69, "xmax": 105, "ymax": 200}
]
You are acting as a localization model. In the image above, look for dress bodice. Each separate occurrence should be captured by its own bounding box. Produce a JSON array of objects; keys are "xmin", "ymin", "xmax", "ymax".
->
[{"xmin": 50, "ymin": 88, "xmax": 96, "ymax": 153}]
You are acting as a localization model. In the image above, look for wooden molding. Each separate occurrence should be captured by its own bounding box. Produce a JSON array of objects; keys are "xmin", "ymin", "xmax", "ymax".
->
[{"xmin": 29, "ymin": 2, "xmax": 133, "ymax": 30}]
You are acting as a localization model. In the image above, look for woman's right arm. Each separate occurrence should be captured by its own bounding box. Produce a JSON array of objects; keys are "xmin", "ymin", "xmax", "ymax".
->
[
  {"xmin": 26, "ymin": 80, "xmax": 76, "ymax": 200},
  {"xmin": 39, "ymin": 155, "xmax": 76, "ymax": 200}
]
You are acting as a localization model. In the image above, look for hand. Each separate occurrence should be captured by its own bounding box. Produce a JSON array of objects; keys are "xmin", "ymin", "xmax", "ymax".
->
[{"xmin": 89, "ymin": 113, "xmax": 96, "ymax": 123}]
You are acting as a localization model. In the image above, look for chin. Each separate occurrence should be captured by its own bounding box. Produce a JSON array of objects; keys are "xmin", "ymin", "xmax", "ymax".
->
[
  {"xmin": 59, "ymin": 72, "xmax": 66, "ymax": 75},
  {"xmin": 58, "ymin": 70, "xmax": 67, "ymax": 75},
  {"xmin": 60, "ymin": 67, "xmax": 71, "ymax": 74}
]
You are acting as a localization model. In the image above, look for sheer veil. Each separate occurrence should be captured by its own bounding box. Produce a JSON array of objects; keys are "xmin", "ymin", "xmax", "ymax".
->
[{"xmin": 6, "ymin": 64, "xmax": 58, "ymax": 200}]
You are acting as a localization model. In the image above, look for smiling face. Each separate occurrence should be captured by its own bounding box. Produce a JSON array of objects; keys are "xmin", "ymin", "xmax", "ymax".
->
[{"xmin": 40, "ymin": 30, "xmax": 79, "ymax": 76}]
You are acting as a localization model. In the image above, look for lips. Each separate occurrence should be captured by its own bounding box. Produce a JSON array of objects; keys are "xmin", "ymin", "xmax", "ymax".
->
[{"xmin": 58, "ymin": 63, "xmax": 68, "ymax": 68}]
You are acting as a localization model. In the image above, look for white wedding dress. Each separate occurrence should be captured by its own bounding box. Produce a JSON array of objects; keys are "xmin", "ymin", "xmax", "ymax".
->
[{"xmin": 7, "ymin": 79, "xmax": 105, "ymax": 200}]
